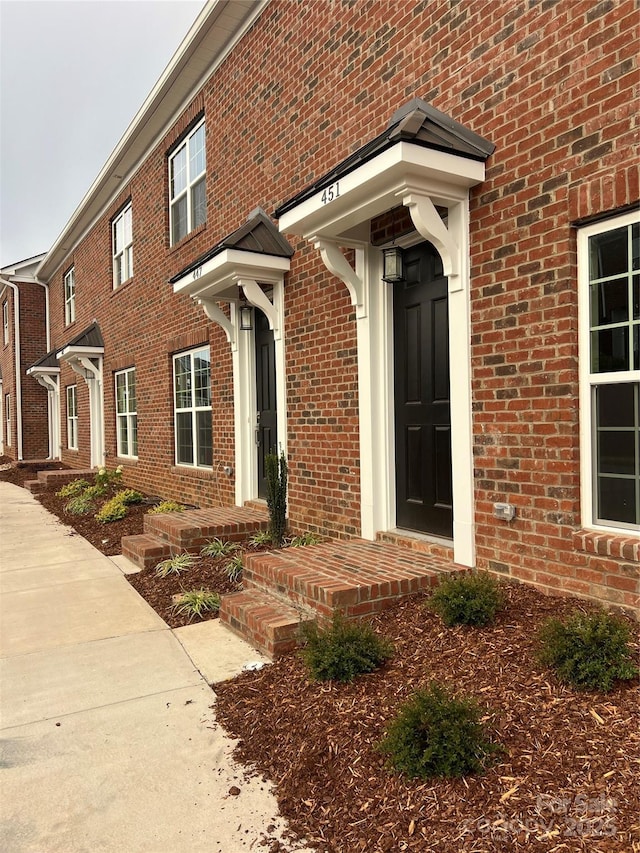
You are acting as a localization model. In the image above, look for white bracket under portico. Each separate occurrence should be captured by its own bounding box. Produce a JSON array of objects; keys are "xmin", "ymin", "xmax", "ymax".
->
[
  {"xmin": 276, "ymin": 99, "xmax": 495, "ymax": 568},
  {"xmin": 26, "ymin": 357, "xmax": 61, "ymax": 460},
  {"xmin": 171, "ymin": 209, "xmax": 293, "ymax": 506}
]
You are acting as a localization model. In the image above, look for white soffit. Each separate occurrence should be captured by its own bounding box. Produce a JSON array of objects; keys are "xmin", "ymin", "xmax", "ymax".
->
[
  {"xmin": 173, "ymin": 249, "xmax": 290, "ymax": 302},
  {"xmin": 278, "ymin": 142, "xmax": 486, "ymax": 240}
]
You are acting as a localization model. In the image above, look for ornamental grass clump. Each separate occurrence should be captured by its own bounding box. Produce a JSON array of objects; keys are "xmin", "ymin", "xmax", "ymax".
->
[
  {"xmin": 224, "ymin": 554, "xmax": 243, "ymax": 583},
  {"xmin": 171, "ymin": 589, "xmax": 220, "ymax": 621},
  {"xmin": 537, "ymin": 609, "xmax": 638, "ymax": 692},
  {"xmin": 201, "ymin": 537, "xmax": 240, "ymax": 557},
  {"xmin": 429, "ymin": 571, "xmax": 504, "ymax": 627},
  {"xmin": 301, "ymin": 611, "xmax": 394, "ymax": 683},
  {"xmin": 378, "ymin": 682, "xmax": 500, "ymax": 779},
  {"xmin": 155, "ymin": 553, "xmax": 196, "ymax": 578},
  {"xmin": 64, "ymin": 493, "xmax": 94, "ymax": 515}
]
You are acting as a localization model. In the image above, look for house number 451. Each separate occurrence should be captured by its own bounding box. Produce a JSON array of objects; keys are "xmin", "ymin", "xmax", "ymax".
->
[{"xmin": 321, "ymin": 182, "xmax": 340, "ymax": 204}]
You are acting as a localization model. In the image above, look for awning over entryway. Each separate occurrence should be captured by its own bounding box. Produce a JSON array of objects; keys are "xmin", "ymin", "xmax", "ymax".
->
[
  {"xmin": 26, "ymin": 349, "xmax": 60, "ymax": 379},
  {"xmin": 56, "ymin": 322, "xmax": 105, "ymax": 363}
]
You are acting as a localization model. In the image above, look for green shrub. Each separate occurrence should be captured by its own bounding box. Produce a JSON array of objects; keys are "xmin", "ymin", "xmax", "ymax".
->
[
  {"xmin": 83, "ymin": 484, "xmax": 108, "ymax": 501},
  {"xmin": 224, "ymin": 554, "xmax": 243, "ymax": 583},
  {"xmin": 378, "ymin": 682, "xmax": 500, "ymax": 779},
  {"xmin": 265, "ymin": 451, "xmax": 287, "ymax": 548},
  {"xmin": 56, "ymin": 479, "xmax": 90, "ymax": 499},
  {"xmin": 64, "ymin": 494, "xmax": 94, "ymax": 515},
  {"xmin": 201, "ymin": 537, "xmax": 240, "ymax": 557},
  {"xmin": 95, "ymin": 495, "xmax": 127, "ymax": 524},
  {"xmin": 147, "ymin": 500, "xmax": 186, "ymax": 515},
  {"xmin": 155, "ymin": 553, "xmax": 196, "ymax": 578},
  {"xmin": 301, "ymin": 611, "xmax": 394, "ymax": 683},
  {"xmin": 537, "ymin": 610, "xmax": 638, "ymax": 692},
  {"xmin": 287, "ymin": 532, "xmax": 322, "ymax": 547},
  {"xmin": 171, "ymin": 589, "xmax": 221, "ymax": 621},
  {"xmin": 428, "ymin": 572, "xmax": 504, "ymax": 627},
  {"xmin": 94, "ymin": 464, "xmax": 123, "ymax": 490},
  {"xmin": 249, "ymin": 530, "xmax": 272, "ymax": 547},
  {"xmin": 117, "ymin": 488, "xmax": 144, "ymax": 505}
]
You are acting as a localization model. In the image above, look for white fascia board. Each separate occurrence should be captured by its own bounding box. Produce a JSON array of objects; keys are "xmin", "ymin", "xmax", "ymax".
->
[
  {"xmin": 173, "ymin": 249, "xmax": 290, "ymax": 299},
  {"xmin": 278, "ymin": 143, "xmax": 485, "ymax": 240},
  {"xmin": 57, "ymin": 346, "xmax": 104, "ymax": 361},
  {"xmin": 26, "ymin": 366, "xmax": 60, "ymax": 377}
]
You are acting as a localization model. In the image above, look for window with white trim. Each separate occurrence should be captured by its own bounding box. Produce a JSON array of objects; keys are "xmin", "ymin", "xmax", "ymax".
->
[
  {"xmin": 112, "ymin": 202, "xmax": 133, "ymax": 287},
  {"xmin": 66, "ymin": 385, "xmax": 78, "ymax": 450},
  {"xmin": 2, "ymin": 300, "xmax": 8, "ymax": 345},
  {"xmin": 115, "ymin": 368, "xmax": 138, "ymax": 458},
  {"xmin": 578, "ymin": 210, "xmax": 639, "ymax": 530},
  {"xmin": 5, "ymin": 393, "xmax": 10, "ymax": 446},
  {"xmin": 169, "ymin": 119, "xmax": 206, "ymax": 245},
  {"xmin": 64, "ymin": 267, "xmax": 75, "ymax": 326},
  {"xmin": 173, "ymin": 346, "xmax": 212, "ymax": 467}
]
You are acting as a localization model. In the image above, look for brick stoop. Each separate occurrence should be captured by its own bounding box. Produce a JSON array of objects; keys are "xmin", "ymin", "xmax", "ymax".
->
[
  {"xmin": 219, "ymin": 589, "xmax": 315, "ymax": 658},
  {"xmin": 220, "ymin": 539, "xmax": 463, "ymax": 657},
  {"xmin": 120, "ymin": 504, "xmax": 269, "ymax": 570},
  {"xmin": 25, "ymin": 468, "xmax": 94, "ymax": 494}
]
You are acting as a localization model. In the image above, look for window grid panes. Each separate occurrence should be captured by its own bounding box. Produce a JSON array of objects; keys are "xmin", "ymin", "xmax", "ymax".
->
[
  {"xmin": 113, "ymin": 203, "xmax": 133, "ymax": 287},
  {"xmin": 66, "ymin": 385, "xmax": 78, "ymax": 450},
  {"xmin": 585, "ymin": 215, "xmax": 640, "ymax": 530},
  {"xmin": 173, "ymin": 347, "xmax": 212, "ymax": 468},
  {"xmin": 169, "ymin": 120, "xmax": 206, "ymax": 245},
  {"xmin": 64, "ymin": 268, "xmax": 75, "ymax": 326},
  {"xmin": 115, "ymin": 368, "xmax": 138, "ymax": 458}
]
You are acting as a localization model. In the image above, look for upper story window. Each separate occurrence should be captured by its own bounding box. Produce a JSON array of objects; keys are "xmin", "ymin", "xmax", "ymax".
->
[
  {"xmin": 64, "ymin": 267, "xmax": 76, "ymax": 326},
  {"xmin": 2, "ymin": 300, "xmax": 8, "ymax": 345},
  {"xmin": 113, "ymin": 203, "xmax": 133, "ymax": 287},
  {"xmin": 169, "ymin": 119, "xmax": 206, "ymax": 245},
  {"xmin": 115, "ymin": 367, "xmax": 138, "ymax": 458},
  {"xmin": 578, "ymin": 210, "xmax": 639, "ymax": 531},
  {"xmin": 173, "ymin": 345, "xmax": 212, "ymax": 468},
  {"xmin": 66, "ymin": 385, "xmax": 78, "ymax": 450}
]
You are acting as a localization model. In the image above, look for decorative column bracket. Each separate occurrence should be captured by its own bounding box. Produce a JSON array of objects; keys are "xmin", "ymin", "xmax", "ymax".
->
[
  {"xmin": 69, "ymin": 356, "xmax": 102, "ymax": 384},
  {"xmin": 401, "ymin": 189, "xmax": 461, "ymax": 291},
  {"xmin": 237, "ymin": 278, "xmax": 281, "ymax": 340},
  {"xmin": 198, "ymin": 298, "xmax": 237, "ymax": 351},
  {"xmin": 312, "ymin": 238, "xmax": 367, "ymax": 319},
  {"xmin": 33, "ymin": 373, "xmax": 59, "ymax": 393}
]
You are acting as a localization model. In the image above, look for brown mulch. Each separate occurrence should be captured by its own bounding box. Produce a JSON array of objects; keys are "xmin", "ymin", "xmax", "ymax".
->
[
  {"xmin": 215, "ymin": 585, "xmax": 640, "ymax": 853},
  {"xmin": 0, "ymin": 456, "xmax": 68, "ymax": 487}
]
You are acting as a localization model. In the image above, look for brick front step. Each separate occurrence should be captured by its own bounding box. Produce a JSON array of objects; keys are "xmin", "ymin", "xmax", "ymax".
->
[
  {"xmin": 376, "ymin": 529, "xmax": 454, "ymax": 561},
  {"xmin": 243, "ymin": 539, "xmax": 459, "ymax": 623},
  {"xmin": 25, "ymin": 468, "xmax": 94, "ymax": 494},
  {"xmin": 121, "ymin": 534, "xmax": 172, "ymax": 571},
  {"xmin": 143, "ymin": 505, "xmax": 269, "ymax": 550},
  {"xmin": 219, "ymin": 589, "xmax": 315, "ymax": 658}
]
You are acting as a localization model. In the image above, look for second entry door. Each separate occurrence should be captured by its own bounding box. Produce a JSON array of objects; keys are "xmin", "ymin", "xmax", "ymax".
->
[{"xmin": 393, "ymin": 241, "xmax": 453, "ymax": 538}]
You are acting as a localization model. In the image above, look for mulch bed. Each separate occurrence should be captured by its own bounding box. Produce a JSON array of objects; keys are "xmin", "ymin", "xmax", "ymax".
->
[{"xmin": 215, "ymin": 585, "xmax": 640, "ymax": 853}]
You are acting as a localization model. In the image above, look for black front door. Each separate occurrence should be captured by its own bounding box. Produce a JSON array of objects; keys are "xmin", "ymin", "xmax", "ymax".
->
[
  {"xmin": 255, "ymin": 309, "xmax": 277, "ymax": 498},
  {"xmin": 393, "ymin": 241, "xmax": 452, "ymax": 537}
]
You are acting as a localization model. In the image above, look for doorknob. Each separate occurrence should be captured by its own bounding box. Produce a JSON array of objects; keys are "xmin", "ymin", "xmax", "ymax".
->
[{"xmin": 255, "ymin": 427, "xmax": 261, "ymax": 446}]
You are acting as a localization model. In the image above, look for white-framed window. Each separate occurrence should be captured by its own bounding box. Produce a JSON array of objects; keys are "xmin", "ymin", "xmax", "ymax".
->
[
  {"xmin": 66, "ymin": 385, "xmax": 78, "ymax": 450},
  {"xmin": 173, "ymin": 346, "xmax": 212, "ymax": 467},
  {"xmin": 169, "ymin": 119, "xmax": 206, "ymax": 245},
  {"xmin": 2, "ymin": 300, "xmax": 8, "ymax": 345},
  {"xmin": 112, "ymin": 202, "xmax": 133, "ymax": 287},
  {"xmin": 115, "ymin": 367, "xmax": 138, "ymax": 458},
  {"xmin": 578, "ymin": 209, "xmax": 639, "ymax": 531},
  {"xmin": 64, "ymin": 267, "xmax": 75, "ymax": 326},
  {"xmin": 5, "ymin": 393, "xmax": 10, "ymax": 446}
]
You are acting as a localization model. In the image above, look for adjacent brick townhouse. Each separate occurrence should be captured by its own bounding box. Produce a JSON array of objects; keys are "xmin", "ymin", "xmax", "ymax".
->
[{"xmin": 5, "ymin": 0, "xmax": 639, "ymax": 612}]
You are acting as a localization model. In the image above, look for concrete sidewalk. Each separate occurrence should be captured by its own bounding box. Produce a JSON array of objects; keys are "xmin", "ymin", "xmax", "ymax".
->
[{"xmin": 0, "ymin": 482, "xmax": 306, "ymax": 853}]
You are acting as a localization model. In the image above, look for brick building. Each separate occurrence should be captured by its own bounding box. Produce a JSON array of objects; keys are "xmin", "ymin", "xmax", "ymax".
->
[{"xmin": 7, "ymin": 0, "xmax": 639, "ymax": 612}]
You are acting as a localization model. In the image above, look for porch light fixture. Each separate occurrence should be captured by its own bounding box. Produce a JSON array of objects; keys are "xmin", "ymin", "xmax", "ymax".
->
[
  {"xmin": 239, "ymin": 298, "xmax": 253, "ymax": 331},
  {"xmin": 382, "ymin": 245, "xmax": 404, "ymax": 283}
]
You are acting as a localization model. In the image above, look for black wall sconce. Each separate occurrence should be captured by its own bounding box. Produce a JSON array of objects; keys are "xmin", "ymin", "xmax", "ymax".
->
[
  {"xmin": 382, "ymin": 245, "xmax": 404, "ymax": 283},
  {"xmin": 238, "ymin": 288, "xmax": 253, "ymax": 331}
]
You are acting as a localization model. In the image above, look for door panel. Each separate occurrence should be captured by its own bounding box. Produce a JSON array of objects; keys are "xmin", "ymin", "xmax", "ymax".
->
[
  {"xmin": 394, "ymin": 242, "xmax": 453, "ymax": 537},
  {"xmin": 255, "ymin": 310, "xmax": 277, "ymax": 498}
]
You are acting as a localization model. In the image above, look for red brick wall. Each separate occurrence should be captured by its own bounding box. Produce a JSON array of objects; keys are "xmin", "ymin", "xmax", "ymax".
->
[
  {"xmin": 40, "ymin": 0, "xmax": 638, "ymax": 610},
  {"xmin": 19, "ymin": 283, "xmax": 48, "ymax": 459}
]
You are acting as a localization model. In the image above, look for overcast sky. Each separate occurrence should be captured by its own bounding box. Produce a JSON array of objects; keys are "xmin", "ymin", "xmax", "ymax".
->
[{"xmin": 0, "ymin": 0, "xmax": 204, "ymax": 267}]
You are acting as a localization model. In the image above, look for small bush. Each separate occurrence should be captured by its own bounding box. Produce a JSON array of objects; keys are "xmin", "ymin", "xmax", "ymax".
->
[
  {"xmin": 95, "ymin": 464, "xmax": 123, "ymax": 490},
  {"xmin": 117, "ymin": 488, "xmax": 144, "ymax": 505},
  {"xmin": 147, "ymin": 500, "xmax": 186, "ymax": 515},
  {"xmin": 224, "ymin": 554, "xmax": 243, "ymax": 583},
  {"xmin": 56, "ymin": 479, "xmax": 90, "ymax": 499},
  {"xmin": 83, "ymin": 484, "xmax": 108, "ymax": 501},
  {"xmin": 201, "ymin": 537, "xmax": 240, "ymax": 557},
  {"xmin": 429, "ymin": 572, "xmax": 504, "ymax": 627},
  {"xmin": 537, "ymin": 610, "xmax": 638, "ymax": 692},
  {"xmin": 301, "ymin": 611, "xmax": 394, "ymax": 683},
  {"xmin": 172, "ymin": 589, "xmax": 220, "ymax": 621},
  {"xmin": 155, "ymin": 553, "xmax": 196, "ymax": 578},
  {"xmin": 287, "ymin": 532, "xmax": 322, "ymax": 547},
  {"xmin": 95, "ymin": 495, "xmax": 127, "ymax": 524},
  {"xmin": 64, "ymin": 494, "xmax": 94, "ymax": 515},
  {"xmin": 378, "ymin": 682, "xmax": 500, "ymax": 779}
]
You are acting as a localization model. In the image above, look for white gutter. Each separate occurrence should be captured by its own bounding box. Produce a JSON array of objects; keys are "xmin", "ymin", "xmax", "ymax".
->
[{"xmin": 0, "ymin": 277, "xmax": 23, "ymax": 459}]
